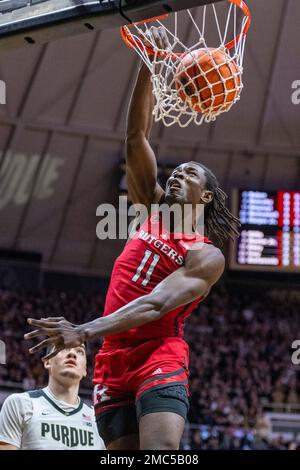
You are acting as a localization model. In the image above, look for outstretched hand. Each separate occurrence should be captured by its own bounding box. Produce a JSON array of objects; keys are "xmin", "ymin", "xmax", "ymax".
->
[{"xmin": 24, "ymin": 317, "xmax": 85, "ymax": 360}]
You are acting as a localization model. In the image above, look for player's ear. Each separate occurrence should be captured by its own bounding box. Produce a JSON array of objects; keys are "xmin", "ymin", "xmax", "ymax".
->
[
  {"xmin": 43, "ymin": 358, "xmax": 51, "ymax": 371},
  {"xmin": 201, "ymin": 190, "xmax": 213, "ymax": 204}
]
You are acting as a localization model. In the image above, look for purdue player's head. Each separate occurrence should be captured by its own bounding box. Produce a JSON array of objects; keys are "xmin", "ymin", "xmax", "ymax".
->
[
  {"xmin": 165, "ymin": 161, "xmax": 240, "ymax": 243},
  {"xmin": 43, "ymin": 345, "xmax": 87, "ymax": 385}
]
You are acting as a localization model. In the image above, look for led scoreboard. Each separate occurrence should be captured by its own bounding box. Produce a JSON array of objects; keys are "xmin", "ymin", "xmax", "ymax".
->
[{"xmin": 230, "ymin": 190, "xmax": 300, "ymax": 272}]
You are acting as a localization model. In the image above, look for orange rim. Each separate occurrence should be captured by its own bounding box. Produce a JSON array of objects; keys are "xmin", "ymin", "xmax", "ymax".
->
[
  {"xmin": 225, "ymin": 0, "xmax": 251, "ymax": 50},
  {"xmin": 120, "ymin": 0, "xmax": 251, "ymax": 58}
]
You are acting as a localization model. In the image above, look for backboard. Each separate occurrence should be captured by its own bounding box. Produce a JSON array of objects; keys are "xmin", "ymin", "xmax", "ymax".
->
[{"xmin": 0, "ymin": 0, "xmax": 223, "ymax": 51}]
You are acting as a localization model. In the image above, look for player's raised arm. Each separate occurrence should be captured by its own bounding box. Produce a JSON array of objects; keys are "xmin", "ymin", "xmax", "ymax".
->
[
  {"xmin": 126, "ymin": 30, "xmax": 168, "ymax": 208},
  {"xmin": 24, "ymin": 244, "xmax": 224, "ymax": 357},
  {"xmin": 126, "ymin": 64, "xmax": 164, "ymax": 208}
]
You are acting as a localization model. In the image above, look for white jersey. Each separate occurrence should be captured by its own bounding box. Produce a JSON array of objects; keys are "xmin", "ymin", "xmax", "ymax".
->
[{"xmin": 0, "ymin": 387, "xmax": 105, "ymax": 450}]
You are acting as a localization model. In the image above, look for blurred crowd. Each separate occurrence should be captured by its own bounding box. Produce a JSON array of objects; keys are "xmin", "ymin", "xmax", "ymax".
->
[
  {"xmin": 186, "ymin": 425, "xmax": 300, "ymax": 450},
  {"xmin": 0, "ymin": 285, "xmax": 300, "ymax": 450},
  {"xmin": 185, "ymin": 287, "xmax": 300, "ymax": 449},
  {"xmin": 187, "ymin": 288, "xmax": 300, "ymax": 424}
]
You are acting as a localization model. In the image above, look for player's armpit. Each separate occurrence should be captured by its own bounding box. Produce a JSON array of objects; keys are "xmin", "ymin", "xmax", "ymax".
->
[{"xmin": 185, "ymin": 242, "xmax": 225, "ymax": 292}]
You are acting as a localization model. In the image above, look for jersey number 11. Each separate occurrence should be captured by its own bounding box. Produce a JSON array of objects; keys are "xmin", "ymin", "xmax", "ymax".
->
[{"xmin": 131, "ymin": 250, "xmax": 160, "ymax": 286}]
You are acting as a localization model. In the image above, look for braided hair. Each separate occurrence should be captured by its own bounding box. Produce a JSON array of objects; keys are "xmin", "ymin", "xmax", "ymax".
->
[{"xmin": 191, "ymin": 162, "xmax": 241, "ymax": 244}]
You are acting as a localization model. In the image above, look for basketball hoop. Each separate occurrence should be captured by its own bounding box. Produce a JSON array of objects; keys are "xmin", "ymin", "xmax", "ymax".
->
[{"xmin": 121, "ymin": 0, "xmax": 251, "ymax": 127}]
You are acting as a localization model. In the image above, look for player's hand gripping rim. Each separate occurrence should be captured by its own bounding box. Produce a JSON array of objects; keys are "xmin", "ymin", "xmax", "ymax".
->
[{"xmin": 139, "ymin": 25, "xmax": 171, "ymax": 57}]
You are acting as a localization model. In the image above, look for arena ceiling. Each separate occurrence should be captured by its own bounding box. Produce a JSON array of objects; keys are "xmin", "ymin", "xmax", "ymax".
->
[{"xmin": 0, "ymin": 0, "xmax": 299, "ymax": 276}]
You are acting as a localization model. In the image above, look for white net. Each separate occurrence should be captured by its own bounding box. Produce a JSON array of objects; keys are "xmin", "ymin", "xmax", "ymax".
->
[{"xmin": 121, "ymin": 0, "xmax": 250, "ymax": 127}]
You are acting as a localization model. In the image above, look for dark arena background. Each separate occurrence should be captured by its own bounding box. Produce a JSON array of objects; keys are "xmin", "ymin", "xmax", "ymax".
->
[{"xmin": 0, "ymin": 0, "xmax": 300, "ymax": 454}]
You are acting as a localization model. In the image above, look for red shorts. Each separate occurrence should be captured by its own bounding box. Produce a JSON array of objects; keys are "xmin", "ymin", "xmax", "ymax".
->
[{"xmin": 93, "ymin": 337, "xmax": 190, "ymax": 416}]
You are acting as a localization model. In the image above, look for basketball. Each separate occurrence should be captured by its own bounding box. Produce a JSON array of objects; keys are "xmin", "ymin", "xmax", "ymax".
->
[{"xmin": 175, "ymin": 48, "xmax": 242, "ymax": 114}]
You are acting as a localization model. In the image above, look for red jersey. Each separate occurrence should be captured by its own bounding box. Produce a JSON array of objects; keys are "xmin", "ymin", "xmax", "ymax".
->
[{"xmin": 102, "ymin": 213, "xmax": 212, "ymax": 345}]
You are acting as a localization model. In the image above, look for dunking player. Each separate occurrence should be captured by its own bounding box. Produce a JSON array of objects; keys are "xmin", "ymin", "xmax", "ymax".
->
[
  {"xmin": 0, "ymin": 345, "xmax": 105, "ymax": 450},
  {"xmin": 25, "ymin": 30, "xmax": 240, "ymax": 450}
]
